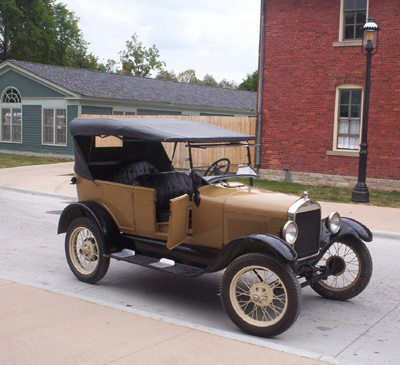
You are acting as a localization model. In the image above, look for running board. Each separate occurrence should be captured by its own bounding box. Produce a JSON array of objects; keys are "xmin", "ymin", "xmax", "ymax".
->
[{"xmin": 110, "ymin": 249, "xmax": 204, "ymax": 276}]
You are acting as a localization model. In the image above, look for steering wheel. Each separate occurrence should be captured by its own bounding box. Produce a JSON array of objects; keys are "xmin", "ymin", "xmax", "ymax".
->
[{"xmin": 204, "ymin": 158, "xmax": 231, "ymax": 176}]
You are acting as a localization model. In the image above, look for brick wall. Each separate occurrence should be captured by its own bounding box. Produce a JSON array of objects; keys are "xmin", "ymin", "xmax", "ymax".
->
[{"xmin": 259, "ymin": 0, "xmax": 400, "ymax": 183}]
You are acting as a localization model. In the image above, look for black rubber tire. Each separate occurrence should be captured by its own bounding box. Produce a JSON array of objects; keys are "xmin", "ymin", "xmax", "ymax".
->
[
  {"xmin": 65, "ymin": 217, "xmax": 110, "ymax": 284},
  {"xmin": 220, "ymin": 253, "xmax": 302, "ymax": 337},
  {"xmin": 311, "ymin": 237, "xmax": 372, "ymax": 301}
]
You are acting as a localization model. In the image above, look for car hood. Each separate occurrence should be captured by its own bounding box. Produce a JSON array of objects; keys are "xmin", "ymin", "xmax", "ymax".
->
[
  {"xmin": 212, "ymin": 183, "xmax": 299, "ymax": 242},
  {"xmin": 221, "ymin": 183, "xmax": 299, "ymax": 219}
]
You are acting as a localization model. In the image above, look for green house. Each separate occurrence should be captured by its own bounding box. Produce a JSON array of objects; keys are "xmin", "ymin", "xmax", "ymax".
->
[{"xmin": 0, "ymin": 60, "xmax": 256, "ymax": 157}]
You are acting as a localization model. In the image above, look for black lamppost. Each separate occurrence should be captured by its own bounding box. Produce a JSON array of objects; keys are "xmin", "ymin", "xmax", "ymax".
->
[{"xmin": 351, "ymin": 16, "xmax": 380, "ymax": 203}]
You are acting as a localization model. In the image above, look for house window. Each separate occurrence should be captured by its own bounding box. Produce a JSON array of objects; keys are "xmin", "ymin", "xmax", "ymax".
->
[
  {"xmin": 343, "ymin": 0, "xmax": 367, "ymax": 40},
  {"xmin": 1, "ymin": 108, "xmax": 22, "ymax": 142},
  {"xmin": 1, "ymin": 87, "xmax": 22, "ymax": 143},
  {"xmin": 113, "ymin": 110, "xmax": 136, "ymax": 116},
  {"xmin": 2, "ymin": 88, "xmax": 22, "ymax": 103},
  {"xmin": 337, "ymin": 88, "xmax": 362, "ymax": 150},
  {"xmin": 43, "ymin": 108, "xmax": 67, "ymax": 145}
]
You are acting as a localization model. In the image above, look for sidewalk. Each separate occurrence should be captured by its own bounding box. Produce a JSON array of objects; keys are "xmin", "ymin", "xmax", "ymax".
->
[
  {"xmin": 0, "ymin": 162, "xmax": 76, "ymax": 196},
  {"xmin": 0, "ymin": 279, "xmax": 324, "ymax": 365},
  {"xmin": 1, "ymin": 163, "xmax": 399, "ymax": 364}
]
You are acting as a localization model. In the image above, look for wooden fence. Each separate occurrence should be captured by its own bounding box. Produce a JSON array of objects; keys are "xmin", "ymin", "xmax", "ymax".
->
[{"xmin": 81, "ymin": 115, "xmax": 256, "ymax": 169}]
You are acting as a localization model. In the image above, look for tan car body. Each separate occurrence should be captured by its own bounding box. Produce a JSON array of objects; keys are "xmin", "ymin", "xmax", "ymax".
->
[
  {"xmin": 60, "ymin": 117, "xmax": 374, "ymax": 338},
  {"xmin": 76, "ymin": 176, "xmax": 298, "ymax": 251}
]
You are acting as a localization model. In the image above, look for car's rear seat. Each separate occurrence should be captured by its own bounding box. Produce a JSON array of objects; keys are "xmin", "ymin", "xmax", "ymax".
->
[
  {"xmin": 134, "ymin": 171, "xmax": 207, "ymax": 221},
  {"xmin": 89, "ymin": 160, "xmax": 158, "ymax": 184},
  {"xmin": 109, "ymin": 161, "xmax": 158, "ymax": 185}
]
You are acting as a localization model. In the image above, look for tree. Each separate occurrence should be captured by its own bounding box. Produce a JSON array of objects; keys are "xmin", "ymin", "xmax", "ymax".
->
[
  {"xmin": 52, "ymin": 2, "xmax": 94, "ymax": 67},
  {"xmin": 97, "ymin": 59, "xmax": 119, "ymax": 73},
  {"xmin": 0, "ymin": 0, "xmax": 56, "ymax": 63},
  {"xmin": 219, "ymin": 79, "xmax": 237, "ymax": 89},
  {"xmin": 157, "ymin": 69, "xmax": 238, "ymax": 89},
  {"xmin": 202, "ymin": 74, "xmax": 218, "ymax": 87},
  {"xmin": 65, "ymin": 45, "xmax": 99, "ymax": 70},
  {"xmin": 0, "ymin": 0, "xmax": 97, "ymax": 68},
  {"xmin": 156, "ymin": 69, "xmax": 178, "ymax": 81},
  {"xmin": 0, "ymin": 0, "xmax": 22, "ymax": 60},
  {"xmin": 120, "ymin": 33, "xmax": 165, "ymax": 77},
  {"xmin": 238, "ymin": 70, "xmax": 258, "ymax": 92},
  {"xmin": 178, "ymin": 69, "xmax": 199, "ymax": 84}
]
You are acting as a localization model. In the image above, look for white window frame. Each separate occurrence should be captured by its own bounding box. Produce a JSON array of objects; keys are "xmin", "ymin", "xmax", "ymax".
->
[
  {"xmin": 1, "ymin": 87, "xmax": 22, "ymax": 144},
  {"xmin": 2, "ymin": 87, "xmax": 22, "ymax": 103},
  {"xmin": 113, "ymin": 110, "xmax": 136, "ymax": 116},
  {"xmin": 333, "ymin": 84, "xmax": 364, "ymax": 153},
  {"xmin": 333, "ymin": 0, "xmax": 369, "ymax": 47},
  {"xmin": 1, "ymin": 107, "xmax": 22, "ymax": 144},
  {"xmin": 42, "ymin": 108, "xmax": 67, "ymax": 146}
]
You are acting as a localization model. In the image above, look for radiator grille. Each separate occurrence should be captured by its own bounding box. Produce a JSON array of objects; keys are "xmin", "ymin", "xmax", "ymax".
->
[{"xmin": 294, "ymin": 209, "xmax": 321, "ymax": 259}]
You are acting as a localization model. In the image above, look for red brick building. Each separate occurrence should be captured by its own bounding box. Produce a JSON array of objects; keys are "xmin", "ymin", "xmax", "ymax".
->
[{"xmin": 257, "ymin": 0, "xmax": 400, "ymax": 190}]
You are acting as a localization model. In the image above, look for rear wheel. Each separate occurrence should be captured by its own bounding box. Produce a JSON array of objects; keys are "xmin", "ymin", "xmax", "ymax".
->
[
  {"xmin": 220, "ymin": 253, "xmax": 301, "ymax": 337},
  {"xmin": 65, "ymin": 217, "xmax": 110, "ymax": 284},
  {"xmin": 311, "ymin": 237, "xmax": 372, "ymax": 300}
]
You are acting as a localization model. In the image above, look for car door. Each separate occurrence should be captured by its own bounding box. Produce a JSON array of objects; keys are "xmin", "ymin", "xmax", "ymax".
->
[{"xmin": 167, "ymin": 194, "xmax": 190, "ymax": 250}]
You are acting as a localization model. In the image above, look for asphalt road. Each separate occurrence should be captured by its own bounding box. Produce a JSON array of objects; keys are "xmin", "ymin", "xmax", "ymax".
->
[{"xmin": 0, "ymin": 189, "xmax": 399, "ymax": 364}]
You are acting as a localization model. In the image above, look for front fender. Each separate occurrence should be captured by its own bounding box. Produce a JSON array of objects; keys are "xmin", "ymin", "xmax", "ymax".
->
[
  {"xmin": 339, "ymin": 217, "xmax": 373, "ymax": 242},
  {"xmin": 58, "ymin": 201, "xmax": 120, "ymax": 253},
  {"xmin": 329, "ymin": 217, "xmax": 373, "ymax": 243},
  {"xmin": 205, "ymin": 234, "xmax": 297, "ymax": 273},
  {"xmin": 319, "ymin": 217, "xmax": 373, "ymax": 254}
]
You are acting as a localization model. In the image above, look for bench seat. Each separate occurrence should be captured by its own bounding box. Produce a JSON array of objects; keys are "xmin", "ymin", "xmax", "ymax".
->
[
  {"xmin": 134, "ymin": 171, "xmax": 207, "ymax": 221},
  {"xmin": 89, "ymin": 160, "xmax": 158, "ymax": 184}
]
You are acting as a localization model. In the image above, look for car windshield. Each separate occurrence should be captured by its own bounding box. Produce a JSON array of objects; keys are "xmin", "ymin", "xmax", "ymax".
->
[{"xmin": 186, "ymin": 142, "xmax": 259, "ymax": 183}]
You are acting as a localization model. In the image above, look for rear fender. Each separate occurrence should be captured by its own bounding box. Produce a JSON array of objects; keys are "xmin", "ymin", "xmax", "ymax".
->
[
  {"xmin": 206, "ymin": 234, "xmax": 297, "ymax": 273},
  {"xmin": 58, "ymin": 201, "xmax": 120, "ymax": 254}
]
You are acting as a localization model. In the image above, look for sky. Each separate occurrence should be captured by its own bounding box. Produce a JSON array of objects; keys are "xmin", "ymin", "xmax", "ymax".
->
[{"xmin": 60, "ymin": 0, "xmax": 261, "ymax": 84}]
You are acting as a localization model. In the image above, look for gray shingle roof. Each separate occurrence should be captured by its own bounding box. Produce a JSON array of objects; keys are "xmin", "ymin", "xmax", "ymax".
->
[{"xmin": 8, "ymin": 60, "xmax": 256, "ymax": 112}]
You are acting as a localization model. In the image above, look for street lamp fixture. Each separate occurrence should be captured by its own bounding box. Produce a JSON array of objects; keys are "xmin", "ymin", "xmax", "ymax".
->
[
  {"xmin": 351, "ymin": 16, "xmax": 380, "ymax": 203},
  {"xmin": 362, "ymin": 16, "xmax": 379, "ymax": 52}
]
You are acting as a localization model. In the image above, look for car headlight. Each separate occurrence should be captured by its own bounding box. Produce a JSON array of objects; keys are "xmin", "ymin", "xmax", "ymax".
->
[
  {"xmin": 326, "ymin": 212, "xmax": 341, "ymax": 234},
  {"xmin": 283, "ymin": 221, "xmax": 298, "ymax": 245}
]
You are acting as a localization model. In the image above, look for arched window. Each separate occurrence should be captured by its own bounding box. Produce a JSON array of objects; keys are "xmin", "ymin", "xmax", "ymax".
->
[{"xmin": 2, "ymin": 88, "xmax": 22, "ymax": 103}]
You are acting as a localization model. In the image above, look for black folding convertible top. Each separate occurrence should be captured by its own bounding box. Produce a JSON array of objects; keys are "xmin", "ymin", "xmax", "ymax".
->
[{"xmin": 70, "ymin": 117, "xmax": 256, "ymax": 142}]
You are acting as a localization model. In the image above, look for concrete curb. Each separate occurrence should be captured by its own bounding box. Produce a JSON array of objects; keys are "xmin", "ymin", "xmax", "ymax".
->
[{"xmin": 371, "ymin": 230, "xmax": 400, "ymax": 240}]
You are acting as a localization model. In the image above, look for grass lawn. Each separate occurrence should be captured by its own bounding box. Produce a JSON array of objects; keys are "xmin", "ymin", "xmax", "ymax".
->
[
  {"xmin": 0, "ymin": 153, "xmax": 72, "ymax": 169},
  {"xmin": 250, "ymin": 179, "xmax": 400, "ymax": 208}
]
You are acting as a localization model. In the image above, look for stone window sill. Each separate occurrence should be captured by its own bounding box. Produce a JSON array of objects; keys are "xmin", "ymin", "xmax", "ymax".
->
[
  {"xmin": 332, "ymin": 40, "xmax": 362, "ymax": 47},
  {"xmin": 326, "ymin": 150, "xmax": 359, "ymax": 157}
]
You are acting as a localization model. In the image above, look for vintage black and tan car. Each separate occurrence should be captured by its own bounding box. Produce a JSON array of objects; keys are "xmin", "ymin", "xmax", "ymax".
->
[{"xmin": 58, "ymin": 117, "xmax": 373, "ymax": 337}]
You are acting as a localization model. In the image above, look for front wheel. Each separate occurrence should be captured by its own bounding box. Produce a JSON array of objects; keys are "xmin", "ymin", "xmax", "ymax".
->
[
  {"xmin": 65, "ymin": 217, "xmax": 110, "ymax": 284},
  {"xmin": 220, "ymin": 253, "xmax": 301, "ymax": 337},
  {"xmin": 310, "ymin": 237, "xmax": 372, "ymax": 301}
]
